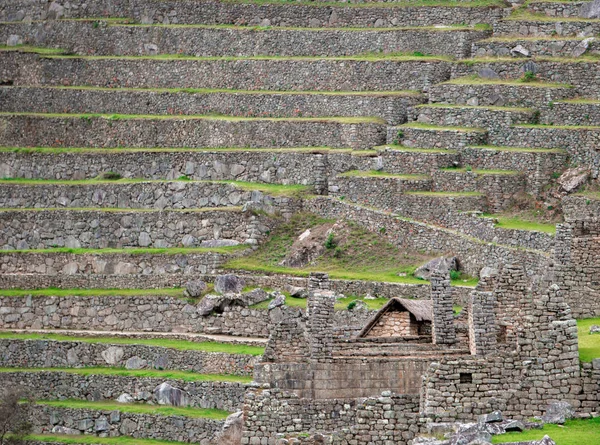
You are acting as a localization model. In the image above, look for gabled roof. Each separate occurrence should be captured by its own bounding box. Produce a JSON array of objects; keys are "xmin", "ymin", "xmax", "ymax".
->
[{"xmin": 358, "ymin": 298, "xmax": 433, "ymax": 338}]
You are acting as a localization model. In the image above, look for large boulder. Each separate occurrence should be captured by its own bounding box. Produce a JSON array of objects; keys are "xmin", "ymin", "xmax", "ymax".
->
[
  {"xmin": 581, "ymin": 0, "xmax": 600, "ymax": 18},
  {"xmin": 268, "ymin": 292, "xmax": 286, "ymax": 310},
  {"xmin": 116, "ymin": 393, "xmax": 135, "ymax": 404},
  {"xmin": 154, "ymin": 382, "xmax": 190, "ymax": 407},
  {"xmin": 197, "ymin": 294, "xmax": 246, "ymax": 316},
  {"xmin": 101, "ymin": 346, "xmax": 124, "ymax": 365},
  {"xmin": 241, "ymin": 288, "xmax": 269, "ymax": 305},
  {"xmin": 214, "ymin": 274, "xmax": 245, "ymax": 294},
  {"xmin": 542, "ymin": 401, "xmax": 575, "ymax": 424},
  {"xmin": 590, "ymin": 325, "xmax": 600, "ymax": 334},
  {"xmin": 184, "ymin": 280, "xmax": 208, "ymax": 298},
  {"xmin": 285, "ymin": 284, "xmax": 309, "ymax": 298},
  {"xmin": 212, "ymin": 411, "xmax": 244, "ymax": 444},
  {"xmin": 52, "ymin": 426, "xmax": 79, "ymax": 435},
  {"xmin": 415, "ymin": 257, "xmax": 458, "ymax": 280},
  {"xmin": 557, "ymin": 167, "xmax": 589, "ymax": 194}
]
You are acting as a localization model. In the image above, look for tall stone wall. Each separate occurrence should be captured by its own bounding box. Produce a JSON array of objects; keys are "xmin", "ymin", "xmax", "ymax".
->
[{"xmin": 430, "ymin": 271, "xmax": 456, "ymax": 345}]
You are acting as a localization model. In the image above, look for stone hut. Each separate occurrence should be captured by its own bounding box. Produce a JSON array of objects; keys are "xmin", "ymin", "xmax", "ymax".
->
[{"xmin": 358, "ymin": 298, "xmax": 432, "ymax": 338}]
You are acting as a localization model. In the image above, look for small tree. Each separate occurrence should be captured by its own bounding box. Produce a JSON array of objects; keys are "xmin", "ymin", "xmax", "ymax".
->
[{"xmin": 0, "ymin": 388, "xmax": 33, "ymax": 445}]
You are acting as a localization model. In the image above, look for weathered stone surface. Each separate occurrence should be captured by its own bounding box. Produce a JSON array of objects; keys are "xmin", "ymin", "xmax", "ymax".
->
[
  {"xmin": 125, "ymin": 356, "xmax": 147, "ymax": 370},
  {"xmin": 580, "ymin": 0, "xmax": 600, "ymax": 18},
  {"xmin": 558, "ymin": 167, "xmax": 590, "ymax": 194},
  {"xmin": 268, "ymin": 293, "xmax": 286, "ymax": 310},
  {"xmin": 542, "ymin": 401, "xmax": 575, "ymax": 424},
  {"xmin": 590, "ymin": 325, "xmax": 600, "ymax": 334},
  {"xmin": 214, "ymin": 274, "xmax": 245, "ymax": 294},
  {"xmin": 285, "ymin": 285, "xmax": 309, "ymax": 299},
  {"xmin": 415, "ymin": 256, "xmax": 458, "ymax": 280},
  {"xmin": 116, "ymin": 393, "xmax": 135, "ymax": 404},
  {"xmin": 52, "ymin": 426, "xmax": 79, "ymax": 435},
  {"xmin": 101, "ymin": 346, "xmax": 124, "ymax": 365},
  {"xmin": 154, "ymin": 382, "xmax": 190, "ymax": 407},
  {"xmin": 184, "ymin": 280, "xmax": 208, "ymax": 298}
]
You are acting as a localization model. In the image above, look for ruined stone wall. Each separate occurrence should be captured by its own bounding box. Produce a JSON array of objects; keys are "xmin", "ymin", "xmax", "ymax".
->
[
  {"xmin": 0, "ymin": 371, "xmax": 247, "ymax": 411},
  {"xmin": 0, "ymin": 209, "xmax": 273, "ymax": 250},
  {"xmin": 29, "ymin": 404, "xmax": 224, "ymax": 443},
  {"xmin": 0, "ymin": 339, "xmax": 259, "ymax": 376},
  {"xmin": 366, "ymin": 311, "xmax": 416, "ymax": 337}
]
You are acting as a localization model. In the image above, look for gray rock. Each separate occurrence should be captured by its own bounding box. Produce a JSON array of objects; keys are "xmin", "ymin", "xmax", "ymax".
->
[
  {"xmin": 66, "ymin": 348, "xmax": 79, "ymax": 365},
  {"xmin": 184, "ymin": 280, "xmax": 208, "ymax": 298},
  {"xmin": 242, "ymin": 288, "xmax": 269, "ymax": 305},
  {"xmin": 449, "ymin": 431, "xmax": 492, "ymax": 445},
  {"xmin": 120, "ymin": 418, "xmax": 138, "ymax": 435},
  {"xmin": 153, "ymin": 355, "xmax": 168, "ymax": 370},
  {"xmin": 199, "ymin": 239, "xmax": 240, "ymax": 248},
  {"xmin": 521, "ymin": 60, "xmax": 539, "ymax": 75},
  {"xmin": 511, "ymin": 44, "xmax": 530, "ymax": 57},
  {"xmin": 268, "ymin": 292, "xmax": 286, "ymax": 310},
  {"xmin": 101, "ymin": 346, "xmax": 124, "ymax": 365},
  {"xmin": 62, "ymin": 262, "xmax": 79, "ymax": 275},
  {"xmin": 78, "ymin": 419, "xmax": 94, "ymax": 430},
  {"xmin": 284, "ymin": 285, "xmax": 308, "ymax": 298},
  {"xmin": 213, "ymin": 411, "xmax": 244, "ymax": 444},
  {"xmin": 116, "ymin": 393, "xmax": 134, "ymax": 404},
  {"xmin": 558, "ymin": 167, "xmax": 589, "ymax": 194},
  {"xmin": 214, "ymin": 274, "xmax": 245, "ymax": 294},
  {"xmin": 154, "ymin": 382, "xmax": 190, "ymax": 407},
  {"xmin": 479, "ymin": 411, "xmax": 503, "ymax": 423},
  {"xmin": 52, "ymin": 426, "xmax": 79, "ymax": 435},
  {"xmin": 47, "ymin": 2, "xmax": 65, "ymax": 20},
  {"xmin": 110, "ymin": 410, "xmax": 121, "ymax": 423},
  {"xmin": 537, "ymin": 436, "xmax": 557, "ymax": 445},
  {"xmin": 197, "ymin": 294, "xmax": 221, "ymax": 316},
  {"xmin": 415, "ymin": 256, "xmax": 458, "ymax": 280},
  {"xmin": 125, "ymin": 356, "xmax": 147, "ymax": 370},
  {"xmin": 590, "ymin": 325, "xmax": 600, "ymax": 334},
  {"xmin": 374, "ymin": 18, "xmax": 385, "ymax": 27},
  {"xmin": 478, "ymin": 68, "xmax": 499, "ymax": 79},
  {"xmin": 143, "ymin": 43, "xmax": 159, "ymax": 55},
  {"xmin": 580, "ymin": 0, "xmax": 600, "ymax": 18},
  {"xmin": 138, "ymin": 232, "xmax": 152, "ymax": 247},
  {"xmin": 308, "ymin": 18, "xmax": 321, "ymax": 27},
  {"xmin": 542, "ymin": 401, "xmax": 575, "ymax": 424},
  {"xmin": 181, "ymin": 234, "xmax": 197, "ymax": 247},
  {"xmin": 571, "ymin": 37, "xmax": 594, "ymax": 57},
  {"xmin": 7, "ymin": 35, "xmax": 22, "ymax": 46},
  {"xmin": 95, "ymin": 417, "xmax": 109, "ymax": 432}
]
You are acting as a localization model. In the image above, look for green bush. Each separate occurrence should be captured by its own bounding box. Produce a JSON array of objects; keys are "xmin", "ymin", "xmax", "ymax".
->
[
  {"xmin": 347, "ymin": 300, "xmax": 358, "ymax": 310},
  {"xmin": 99, "ymin": 171, "xmax": 122, "ymax": 180},
  {"xmin": 324, "ymin": 232, "xmax": 337, "ymax": 249},
  {"xmin": 522, "ymin": 71, "xmax": 536, "ymax": 82},
  {"xmin": 450, "ymin": 270, "xmax": 461, "ymax": 281}
]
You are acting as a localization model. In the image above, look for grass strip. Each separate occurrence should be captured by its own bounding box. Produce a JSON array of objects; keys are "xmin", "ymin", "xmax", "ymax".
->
[
  {"xmin": 399, "ymin": 122, "xmax": 487, "ymax": 132},
  {"xmin": 414, "ymin": 103, "xmax": 534, "ymax": 112},
  {"xmin": 27, "ymin": 434, "xmax": 193, "ymax": 445},
  {"xmin": 0, "ymin": 112, "xmax": 386, "ymax": 125},
  {"xmin": 0, "ymin": 206, "xmax": 242, "ymax": 213},
  {"xmin": 0, "ymin": 288, "xmax": 184, "ymax": 297},
  {"xmin": 405, "ymin": 191, "xmax": 483, "ymax": 197},
  {"xmin": 483, "ymin": 214, "xmax": 557, "ymax": 234},
  {"xmin": 492, "ymin": 417, "xmax": 600, "ymax": 445},
  {"xmin": 35, "ymin": 399, "xmax": 230, "ymax": 419},
  {"xmin": 577, "ymin": 317, "xmax": 600, "ymax": 363},
  {"xmin": 0, "ymin": 332, "xmax": 264, "ymax": 356},
  {"xmin": 0, "ymin": 246, "xmax": 247, "ymax": 255},
  {"xmin": 467, "ymin": 145, "xmax": 566, "ymax": 153},
  {"xmin": 0, "ymin": 367, "xmax": 253, "ymax": 383},
  {"xmin": 337, "ymin": 170, "xmax": 430, "ymax": 180},
  {"xmin": 443, "ymin": 76, "xmax": 571, "ymax": 88},
  {"xmin": 374, "ymin": 145, "xmax": 458, "ymax": 153}
]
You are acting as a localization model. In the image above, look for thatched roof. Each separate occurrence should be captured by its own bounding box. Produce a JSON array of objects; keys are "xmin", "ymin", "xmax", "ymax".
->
[{"xmin": 358, "ymin": 298, "xmax": 433, "ymax": 338}]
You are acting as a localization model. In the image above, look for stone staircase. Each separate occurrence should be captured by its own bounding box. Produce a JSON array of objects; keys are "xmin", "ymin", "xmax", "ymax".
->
[{"xmin": 0, "ymin": 0, "xmax": 599, "ymax": 442}]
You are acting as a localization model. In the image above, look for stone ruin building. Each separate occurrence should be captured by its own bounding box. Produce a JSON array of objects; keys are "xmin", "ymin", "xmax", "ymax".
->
[{"xmin": 0, "ymin": 0, "xmax": 599, "ymax": 444}]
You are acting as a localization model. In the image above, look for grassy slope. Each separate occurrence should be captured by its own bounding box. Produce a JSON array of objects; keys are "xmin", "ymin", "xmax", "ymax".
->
[
  {"xmin": 26, "ymin": 435, "xmax": 186, "ymax": 445},
  {"xmin": 0, "ymin": 332, "xmax": 265, "ymax": 356},
  {"xmin": 492, "ymin": 417, "xmax": 600, "ymax": 445},
  {"xmin": 36, "ymin": 399, "xmax": 230, "ymax": 419},
  {"xmin": 0, "ymin": 367, "xmax": 253, "ymax": 383},
  {"xmin": 578, "ymin": 317, "xmax": 600, "ymax": 363},
  {"xmin": 483, "ymin": 214, "xmax": 557, "ymax": 234}
]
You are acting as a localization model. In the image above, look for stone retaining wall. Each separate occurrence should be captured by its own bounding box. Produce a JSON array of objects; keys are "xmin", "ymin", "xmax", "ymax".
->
[
  {"xmin": 1, "ymin": 51, "xmax": 453, "ymax": 92},
  {"xmin": 543, "ymin": 101, "xmax": 600, "ymax": 126},
  {"xmin": 392, "ymin": 126, "xmax": 488, "ymax": 148},
  {"xmin": 473, "ymin": 37, "xmax": 600, "ymax": 58},
  {"xmin": 29, "ymin": 404, "xmax": 224, "ymax": 443},
  {"xmin": 494, "ymin": 19, "xmax": 600, "ymax": 37},
  {"xmin": 0, "ymin": 209, "xmax": 273, "ymax": 250},
  {"xmin": 304, "ymin": 197, "xmax": 548, "ymax": 276},
  {"xmin": 0, "ymin": 371, "xmax": 246, "ymax": 411},
  {"xmin": 0, "ymin": 21, "xmax": 490, "ymax": 58},
  {"xmin": 0, "ymin": 0, "xmax": 508, "ymax": 27},
  {"xmin": 0, "ymin": 338, "xmax": 259, "ymax": 375},
  {"xmin": 0, "ymin": 114, "xmax": 385, "ymax": 150},
  {"xmin": 526, "ymin": 1, "xmax": 587, "ymax": 17},
  {"xmin": 0, "ymin": 86, "xmax": 423, "ymax": 126},
  {"xmin": 0, "ymin": 180, "xmax": 302, "ymax": 215}
]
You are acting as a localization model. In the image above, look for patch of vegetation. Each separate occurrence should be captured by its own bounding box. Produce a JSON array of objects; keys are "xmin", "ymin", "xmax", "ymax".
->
[
  {"xmin": 337, "ymin": 170, "xmax": 429, "ymax": 180},
  {"xmin": 25, "ymin": 435, "xmax": 187, "ymax": 445},
  {"xmin": 0, "ymin": 333, "xmax": 264, "ymax": 356},
  {"xmin": 492, "ymin": 417, "xmax": 600, "ymax": 445},
  {"xmin": 225, "ymin": 213, "xmax": 432, "ymax": 285},
  {"xmin": 35, "ymin": 399, "xmax": 230, "ymax": 419},
  {"xmin": 577, "ymin": 317, "xmax": 600, "ymax": 363},
  {"xmin": 444, "ymin": 76, "xmax": 571, "ymax": 88},
  {"xmin": 483, "ymin": 214, "xmax": 557, "ymax": 234},
  {"xmin": 400, "ymin": 122, "xmax": 487, "ymax": 132},
  {"xmin": 0, "ymin": 367, "xmax": 253, "ymax": 383}
]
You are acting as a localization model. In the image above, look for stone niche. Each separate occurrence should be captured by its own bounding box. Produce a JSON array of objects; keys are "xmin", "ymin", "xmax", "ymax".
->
[{"xmin": 358, "ymin": 298, "xmax": 432, "ymax": 339}]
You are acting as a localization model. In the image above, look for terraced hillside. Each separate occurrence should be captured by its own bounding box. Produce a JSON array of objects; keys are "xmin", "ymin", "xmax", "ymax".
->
[{"xmin": 1, "ymin": 0, "xmax": 600, "ymax": 444}]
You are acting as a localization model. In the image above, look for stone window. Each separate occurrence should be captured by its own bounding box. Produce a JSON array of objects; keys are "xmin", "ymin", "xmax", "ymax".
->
[{"xmin": 459, "ymin": 373, "xmax": 473, "ymax": 384}]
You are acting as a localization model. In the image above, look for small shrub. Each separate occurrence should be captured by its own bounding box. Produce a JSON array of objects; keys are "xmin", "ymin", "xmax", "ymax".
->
[
  {"xmin": 347, "ymin": 300, "xmax": 358, "ymax": 311},
  {"xmin": 548, "ymin": 101, "xmax": 554, "ymax": 109},
  {"xmin": 522, "ymin": 71, "xmax": 536, "ymax": 83},
  {"xmin": 99, "ymin": 171, "xmax": 121, "ymax": 180},
  {"xmin": 92, "ymin": 21, "xmax": 100, "ymax": 29},
  {"xmin": 412, "ymin": 51, "xmax": 425, "ymax": 57},
  {"xmin": 324, "ymin": 232, "xmax": 337, "ymax": 249},
  {"xmin": 450, "ymin": 270, "xmax": 461, "ymax": 281},
  {"xmin": 177, "ymin": 175, "xmax": 191, "ymax": 181},
  {"xmin": 465, "ymin": 165, "xmax": 473, "ymax": 172},
  {"xmin": 379, "ymin": 227, "xmax": 386, "ymax": 234},
  {"xmin": 551, "ymin": 171, "xmax": 561, "ymax": 180},
  {"xmin": 333, "ymin": 246, "xmax": 343, "ymax": 258}
]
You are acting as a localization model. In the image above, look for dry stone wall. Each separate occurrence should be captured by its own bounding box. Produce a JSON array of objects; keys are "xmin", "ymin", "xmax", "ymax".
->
[
  {"xmin": 0, "ymin": 209, "xmax": 273, "ymax": 250},
  {"xmin": 30, "ymin": 404, "xmax": 224, "ymax": 443},
  {"xmin": 0, "ymin": 338, "xmax": 260, "ymax": 376},
  {"xmin": 0, "ymin": 371, "xmax": 246, "ymax": 411}
]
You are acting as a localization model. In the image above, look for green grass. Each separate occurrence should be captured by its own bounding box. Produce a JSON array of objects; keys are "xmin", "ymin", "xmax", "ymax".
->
[
  {"xmin": 35, "ymin": 399, "xmax": 230, "ymax": 419},
  {"xmin": 374, "ymin": 145, "xmax": 458, "ymax": 154},
  {"xmin": 492, "ymin": 417, "xmax": 600, "ymax": 445},
  {"xmin": 0, "ymin": 367, "xmax": 253, "ymax": 383},
  {"xmin": 400, "ymin": 122, "xmax": 487, "ymax": 132},
  {"xmin": 483, "ymin": 214, "xmax": 557, "ymax": 234},
  {"xmin": 0, "ymin": 45, "xmax": 66, "ymax": 55},
  {"xmin": 0, "ymin": 246, "xmax": 248, "ymax": 255},
  {"xmin": 0, "ymin": 206, "xmax": 241, "ymax": 213},
  {"xmin": 515, "ymin": 124, "xmax": 600, "ymax": 130},
  {"xmin": 405, "ymin": 191, "xmax": 483, "ymax": 197},
  {"xmin": 0, "ymin": 288, "xmax": 185, "ymax": 298},
  {"xmin": 0, "ymin": 332, "xmax": 265, "ymax": 356},
  {"xmin": 337, "ymin": 170, "xmax": 430, "ymax": 180},
  {"xmin": 468, "ymin": 145, "xmax": 566, "ymax": 153},
  {"xmin": 415, "ymin": 103, "xmax": 534, "ymax": 112},
  {"xmin": 225, "ymin": 213, "xmax": 433, "ymax": 285},
  {"xmin": 26, "ymin": 435, "xmax": 186, "ymax": 445},
  {"xmin": 577, "ymin": 317, "xmax": 600, "ymax": 363},
  {"xmin": 0, "ymin": 111, "xmax": 386, "ymax": 125},
  {"xmin": 441, "ymin": 167, "xmax": 520, "ymax": 175}
]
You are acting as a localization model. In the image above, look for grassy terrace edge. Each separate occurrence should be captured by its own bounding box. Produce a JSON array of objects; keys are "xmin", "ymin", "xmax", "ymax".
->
[
  {"xmin": 0, "ymin": 332, "xmax": 265, "ymax": 356},
  {"xmin": 0, "ymin": 367, "xmax": 254, "ymax": 383}
]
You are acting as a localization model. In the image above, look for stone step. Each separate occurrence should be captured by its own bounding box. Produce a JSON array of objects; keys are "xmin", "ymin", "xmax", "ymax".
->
[
  {"xmin": 541, "ymin": 98, "xmax": 600, "ymax": 125},
  {"xmin": 459, "ymin": 146, "xmax": 568, "ymax": 194},
  {"xmin": 0, "ymin": 207, "xmax": 273, "ymax": 250},
  {"xmin": 0, "ymin": 368, "xmax": 248, "ymax": 411},
  {"xmin": 0, "ymin": 333, "xmax": 261, "ymax": 373},
  {"xmin": 0, "ymin": 0, "xmax": 507, "ymax": 27},
  {"xmin": 0, "ymin": 20, "xmax": 491, "ymax": 58},
  {"xmin": 428, "ymin": 77, "xmax": 577, "ymax": 108},
  {"xmin": 1, "ymin": 49, "xmax": 453, "ymax": 92},
  {"xmin": 374, "ymin": 146, "xmax": 461, "ymax": 174},
  {"xmin": 0, "ymin": 113, "xmax": 386, "ymax": 150},
  {"xmin": 328, "ymin": 172, "xmax": 434, "ymax": 210},
  {"xmin": 526, "ymin": 1, "xmax": 588, "ymax": 18},
  {"xmin": 410, "ymin": 104, "xmax": 537, "ymax": 132},
  {"xmin": 0, "ymin": 246, "xmax": 246, "ymax": 276},
  {"xmin": 473, "ymin": 36, "xmax": 600, "ymax": 58},
  {"xmin": 0, "ymin": 85, "xmax": 424, "ymax": 125},
  {"xmin": 388, "ymin": 124, "xmax": 488, "ymax": 149},
  {"xmin": 494, "ymin": 17, "xmax": 600, "ymax": 37},
  {"xmin": 0, "ymin": 291, "xmax": 272, "ymax": 337},
  {"xmin": 451, "ymin": 59, "xmax": 600, "ymax": 99},
  {"xmin": 0, "ymin": 179, "xmax": 305, "ymax": 211},
  {"xmin": 432, "ymin": 168, "xmax": 527, "ymax": 211}
]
